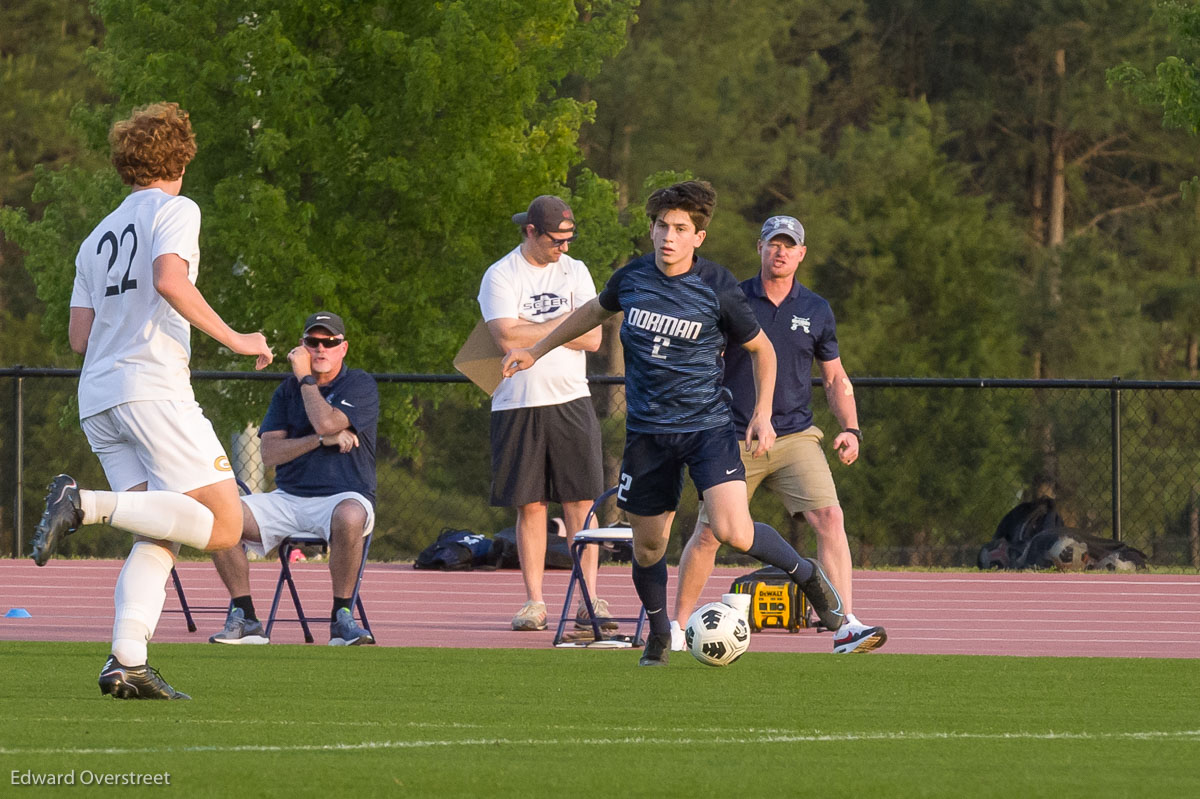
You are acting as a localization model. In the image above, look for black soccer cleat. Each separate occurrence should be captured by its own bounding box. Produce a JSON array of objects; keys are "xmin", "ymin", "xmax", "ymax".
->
[
  {"xmin": 98, "ymin": 655, "xmax": 191, "ymax": 700},
  {"xmin": 30, "ymin": 474, "xmax": 84, "ymax": 567},
  {"xmin": 795, "ymin": 558, "xmax": 846, "ymax": 632},
  {"xmin": 638, "ymin": 632, "xmax": 672, "ymax": 667}
]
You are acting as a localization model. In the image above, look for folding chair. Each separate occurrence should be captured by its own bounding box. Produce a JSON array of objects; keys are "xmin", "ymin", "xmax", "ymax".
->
[
  {"xmin": 168, "ymin": 567, "xmax": 231, "ymax": 632},
  {"xmin": 553, "ymin": 486, "xmax": 646, "ymax": 647},
  {"xmin": 265, "ymin": 532, "xmax": 373, "ymax": 643}
]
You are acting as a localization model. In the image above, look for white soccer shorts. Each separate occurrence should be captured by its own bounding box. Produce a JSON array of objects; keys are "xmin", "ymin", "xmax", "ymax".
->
[
  {"xmin": 240, "ymin": 490, "xmax": 375, "ymax": 557},
  {"xmin": 82, "ymin": 399, "xmax": 234, "ymax": 493}
]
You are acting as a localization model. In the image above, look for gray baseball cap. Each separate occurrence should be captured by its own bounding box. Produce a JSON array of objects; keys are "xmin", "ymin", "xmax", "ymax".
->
[{"xmin": 760, "ymin": 215, "xmax": 805, "ymax": 245}]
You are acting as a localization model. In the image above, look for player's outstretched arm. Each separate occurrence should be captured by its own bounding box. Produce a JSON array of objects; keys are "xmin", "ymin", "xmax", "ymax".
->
[
  {"xmin": 501, "ymin": 297, "xmax": 611, "ymax": 377},
  {"xmin": 741, "ymin": 329, "xmax": 777, "ymax": 457},
  {"xmin": 153, "ymin": 253, "xmax": 273, "ymax": 370}
]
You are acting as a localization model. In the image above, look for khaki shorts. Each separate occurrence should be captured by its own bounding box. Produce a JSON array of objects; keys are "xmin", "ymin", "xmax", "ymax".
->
[{"xmin": 697, "ymin": 426, "xmax": 839, "ymax": 523}]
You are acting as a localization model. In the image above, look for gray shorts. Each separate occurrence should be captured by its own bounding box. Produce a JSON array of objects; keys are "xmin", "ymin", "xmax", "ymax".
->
[{"xmin": 489, "ymin": 396, "xmax": 604, "ymax": 507}]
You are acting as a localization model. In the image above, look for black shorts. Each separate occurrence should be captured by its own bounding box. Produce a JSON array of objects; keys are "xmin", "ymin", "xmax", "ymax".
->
[
  {"xmin": 616, "ymin": 422, "xmax": 745, "ymax": 516},
  {"xmin": 489, "ymin": 397, "xmax": 604, "ymax": 507}
]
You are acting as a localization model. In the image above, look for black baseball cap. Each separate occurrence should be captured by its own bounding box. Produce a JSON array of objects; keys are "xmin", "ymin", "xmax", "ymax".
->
[
  {"xmin": 512, "ymin": 195, "xmax": 575, "ymax": 233},
  {"xmin": 303, "ymin": 311, "xmax": 345, "ymax": 337}
]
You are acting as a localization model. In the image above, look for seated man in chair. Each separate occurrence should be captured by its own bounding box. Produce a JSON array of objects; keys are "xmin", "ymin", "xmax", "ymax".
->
[{"xmin": 210, "ymin": 311, "xmax": 379, "ymax": 646}]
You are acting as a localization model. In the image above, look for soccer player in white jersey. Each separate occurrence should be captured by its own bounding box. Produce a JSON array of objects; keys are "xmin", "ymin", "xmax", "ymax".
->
[{"xmin": 29, "ymin": 102, "xmax": 274, "ymax": 700}]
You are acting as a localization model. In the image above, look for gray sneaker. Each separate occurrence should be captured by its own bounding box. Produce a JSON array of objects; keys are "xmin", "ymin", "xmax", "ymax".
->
[
  {"xmin": 209, "ymin": 607, "xmax": 269, "ymax": 645},
  {"xmin": 329, "ymin": 607, "xmax": 375, "ymax": 646},
  {"xmin": 575, "ymin": 598, "xmax": 620, "ymax": 632}
]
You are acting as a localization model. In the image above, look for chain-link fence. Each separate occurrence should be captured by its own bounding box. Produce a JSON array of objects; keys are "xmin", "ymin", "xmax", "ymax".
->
[{"xmin": 3, "ymin": 369, "xmax": 1199, "ymax": 568}]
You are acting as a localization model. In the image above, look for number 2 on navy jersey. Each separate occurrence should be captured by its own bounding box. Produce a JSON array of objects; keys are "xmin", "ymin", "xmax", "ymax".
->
[
  {"xmin": 650, "ymin": 335, "xmax": 670, "ymax": 360},
  {"xmin": 99, "ymin": 223, "xmax": 139, "ymax": 297}
]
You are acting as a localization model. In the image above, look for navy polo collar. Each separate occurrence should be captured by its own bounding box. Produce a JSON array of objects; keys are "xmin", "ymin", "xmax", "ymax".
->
[{"xmin": 743, "ymin": 274, "xmax": 802, "ymax": 303}]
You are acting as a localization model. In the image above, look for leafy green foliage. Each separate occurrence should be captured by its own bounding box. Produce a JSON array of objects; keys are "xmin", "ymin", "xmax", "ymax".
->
[
  {"xmin": 1109, "ymin": 1, "xmax": 1200, "ymax": 135},
  {"xmin": 2, "ymin": 0, "xmax": 639, "ymax": 452}
]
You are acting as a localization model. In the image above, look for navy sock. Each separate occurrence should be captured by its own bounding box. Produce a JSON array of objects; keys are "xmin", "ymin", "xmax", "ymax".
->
[
  {"xmin": 331, "ymin": 597, "xmax": 352, "ymax": 622},
  {"xmin": 745, "ymin": 522, "xmax": 813, "ymax": 583},
  {"xmin": 232, "ymin": 595, "xmax": 257, "ymax": 622},
  {"xmin": 631, "ymin": 555, "xmax": 670, "ymax": 636}
]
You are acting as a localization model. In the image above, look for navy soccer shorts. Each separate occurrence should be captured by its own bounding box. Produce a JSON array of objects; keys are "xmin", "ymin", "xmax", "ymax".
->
[{"xmin": 616, "ymin": 422, "xmax": 746, "ymax": 517}]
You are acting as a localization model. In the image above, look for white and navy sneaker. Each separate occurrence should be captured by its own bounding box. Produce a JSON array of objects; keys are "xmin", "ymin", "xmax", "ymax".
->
[
  {"xmin": 833, "ymin": 623, "xmax": 888, "ymax": 654},
  {"xmin": 329, "ymin": 607, "xmax": 374, "ymax": 646},
  {"xmin": 209, "ymin": 608, "xmax": 270, "ymax": 645}
]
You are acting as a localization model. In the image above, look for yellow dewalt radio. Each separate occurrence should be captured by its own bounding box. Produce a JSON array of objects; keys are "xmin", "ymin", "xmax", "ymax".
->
[{"xmin": 729, "ymin": 566, "xmax": 811, "ymax": 632}]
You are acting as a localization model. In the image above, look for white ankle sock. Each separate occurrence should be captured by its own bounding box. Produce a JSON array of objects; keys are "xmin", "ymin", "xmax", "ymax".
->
[
  {"xmin": 105, "ymin": 491, "xmax": 214, "ymax": 550},
  {"xmin": 111, "ymin": 541, "xmax": 175, "ymax": 666}
]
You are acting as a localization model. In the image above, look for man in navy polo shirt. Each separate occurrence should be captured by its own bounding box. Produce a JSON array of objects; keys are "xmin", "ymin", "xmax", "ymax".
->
[
  {"xmin": 673, "ymin": 216, "xmax": 887, "ymax": 654},
  {"xmin": 208, "ymin": 311, "xmax": 379, "ymax": 646}
]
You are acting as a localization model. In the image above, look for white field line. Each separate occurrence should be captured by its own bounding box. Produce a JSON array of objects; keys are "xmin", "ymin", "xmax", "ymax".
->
[{"xmin": 2, "ymin": 729, "xmax": 1198, "ymax": 756}]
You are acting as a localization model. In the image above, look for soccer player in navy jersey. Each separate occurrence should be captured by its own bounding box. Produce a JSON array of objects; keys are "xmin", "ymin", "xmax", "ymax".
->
[{"xmin": 501, "ymin": 181, "xmax": 845, "ymax": 665}]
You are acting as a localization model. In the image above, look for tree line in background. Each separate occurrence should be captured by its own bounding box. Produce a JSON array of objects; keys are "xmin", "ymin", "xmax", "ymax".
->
[{"xmin": 2, "ymin": 0, "xmax": 1199, "ymax": 561}]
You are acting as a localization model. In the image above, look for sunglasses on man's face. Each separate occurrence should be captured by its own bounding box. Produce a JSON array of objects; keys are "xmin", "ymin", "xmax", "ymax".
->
[
  {"xmin": 540, "ymin": 230, "xmax": 577, "ymax": 248},
  {"xmin": 303, "ymin": 336, "xmax": 345, "ymax": 349}
]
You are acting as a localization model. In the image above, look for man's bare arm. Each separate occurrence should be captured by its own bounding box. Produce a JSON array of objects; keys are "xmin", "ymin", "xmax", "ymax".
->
[{"xmin": 819, "ymin": 356, "xmax": 860, "ymax": 465}]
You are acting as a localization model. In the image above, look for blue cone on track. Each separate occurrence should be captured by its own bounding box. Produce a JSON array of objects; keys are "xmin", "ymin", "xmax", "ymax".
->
[{"xmin": 4, "ymin": 608, "xmax": 32, "ymax": 618}]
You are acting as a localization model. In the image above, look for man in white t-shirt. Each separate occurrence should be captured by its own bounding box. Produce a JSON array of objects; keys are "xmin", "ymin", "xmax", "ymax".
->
[
  {"xmin": 478, "ymin": 196, "xmax": 609, "ymax": 632},
  {"xmin": 29, "ymin": 102, "xmax": 274, "ymax": 700}
]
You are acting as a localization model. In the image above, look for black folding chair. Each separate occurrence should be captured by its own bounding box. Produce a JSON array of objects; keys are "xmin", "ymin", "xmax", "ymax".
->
[
  {"xmin": 265, "ymin": 532, "xmax": 373, "ymax": 643},
  {"xmin": 553, "ymin": 486, "xmax": 646, "ymax": 647}
]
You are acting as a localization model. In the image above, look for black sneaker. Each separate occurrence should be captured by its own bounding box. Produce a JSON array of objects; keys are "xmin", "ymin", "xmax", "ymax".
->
[
  {"xmin": 638, "ymin": 632, "xmax": 671, "ymax": 667},
  {"xmin": 30, "ymin": 474, "xmax": 83, "ymax": 567},
  {"xmin": 795, "ymin": 558, "xmax": 846, "ymax": 631},
  {"xmin": 98, "ymin": 655, "xmax": 191, "ymax": 700}
]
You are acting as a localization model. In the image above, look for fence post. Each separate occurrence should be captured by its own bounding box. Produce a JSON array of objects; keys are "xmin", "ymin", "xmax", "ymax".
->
[
  {"xmin": 12, "ymin": 366, "xmax": 24, "ymax": 558},
  {"xmin": 1110, "ymin": 377, "xmax": 1121, "ymax": 542}
]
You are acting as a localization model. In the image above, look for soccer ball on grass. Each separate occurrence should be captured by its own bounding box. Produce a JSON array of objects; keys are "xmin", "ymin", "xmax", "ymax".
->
[{"xmin": 685, "ymin": 601, "xmax": 750, "ymax": 667}]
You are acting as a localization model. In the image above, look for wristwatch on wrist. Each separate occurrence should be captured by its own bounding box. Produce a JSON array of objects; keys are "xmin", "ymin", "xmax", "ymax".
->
[
  {"xmin": 844, "ymin": 427, "xmax": 863, "ymax": 443},
  {"xmin": 317, "ymin": 434, "xmax": 324, "ymax": 446},
  {"xmin": 299, "ymin": 375, "xmax": 317, "ymax": 387}
]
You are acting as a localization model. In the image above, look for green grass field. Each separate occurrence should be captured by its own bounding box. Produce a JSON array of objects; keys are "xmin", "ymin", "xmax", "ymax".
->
[{"xmin": 1, "ymin": 642, "xmax": 1197, "ymax": 797}]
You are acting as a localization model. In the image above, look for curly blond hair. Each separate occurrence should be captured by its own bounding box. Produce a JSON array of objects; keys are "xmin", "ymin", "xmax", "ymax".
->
[{"xmin": 109, "ymin": 102, "xmax": 197, "ymax": 186}]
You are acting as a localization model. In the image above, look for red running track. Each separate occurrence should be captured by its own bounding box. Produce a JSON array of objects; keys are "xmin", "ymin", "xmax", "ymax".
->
[{"xmin": 1, "ymin": 559, "xmax": 1198, "ymax": 658}]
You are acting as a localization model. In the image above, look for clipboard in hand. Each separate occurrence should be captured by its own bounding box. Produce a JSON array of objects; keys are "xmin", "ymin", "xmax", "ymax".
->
[{"xmin": 453, "ymin": 319, "xmax": 504, "ymax": 396}]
